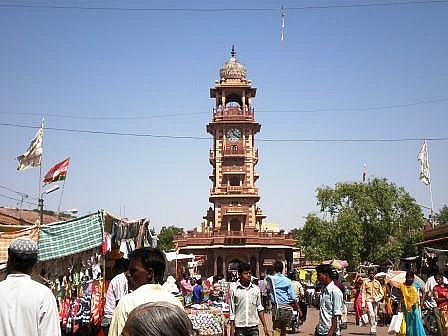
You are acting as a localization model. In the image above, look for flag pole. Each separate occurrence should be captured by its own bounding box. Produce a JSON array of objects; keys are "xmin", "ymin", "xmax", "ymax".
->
[
  {"xmin": 57, "ymin": 157, "xmax": 70, "ymax": 215},
  {"xmin": 38, "ymin": 118, "xmax": 44, "ymax": 226},
  {"xmin": 426, "ymin": 140, "xmax": 435, "ymax": 227}
]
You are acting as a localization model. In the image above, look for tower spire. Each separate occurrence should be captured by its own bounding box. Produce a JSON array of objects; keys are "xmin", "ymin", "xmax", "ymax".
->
[{"xmin": 231, "ymin": 45, "xmax": 236, "ymax": 58}]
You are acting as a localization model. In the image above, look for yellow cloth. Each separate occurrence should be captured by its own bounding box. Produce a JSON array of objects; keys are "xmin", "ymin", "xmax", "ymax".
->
[
  {"xmin": 298, "ymin": 269, "xmax": 307, "ymax": 281},
  {"xmin": 440, "ymin": 309, "xmax": 448, "ymax": 336},
  {"xmin": 361, "ymin": 278, "xmax": 384, "ymax": 306},
  {"xmin": 398, "ymin": 314, "xmax": 407, "ymax": 336},
  {"xmin": 311, "ymin": 271, "xmax": 318, "ymax": 284},
  {"xmin": 400, "ymin": 283, "xmax": 419, "ymax": 311}
]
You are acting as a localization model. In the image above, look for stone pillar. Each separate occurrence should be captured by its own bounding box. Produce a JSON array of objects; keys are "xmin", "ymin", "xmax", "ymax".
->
[
  {"xmin": 256, "ymin": 256, "xmax": 260, "ymax": 278},
  {"xmin": 213, "ymin": 254, "xmax": 217, "ymax": 275},
  {"xmin": 227, "ymin": 219, "xmax": 230, "ymax": 232},
  {"xmin": 223, "ymin": 258, "xmax": 226, "ymax": 278}
]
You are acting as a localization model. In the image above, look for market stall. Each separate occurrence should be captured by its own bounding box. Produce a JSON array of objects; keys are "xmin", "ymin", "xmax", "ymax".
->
[{"xmin": 187, "ymin": 303, "xmax": 229, "ymax": 336}]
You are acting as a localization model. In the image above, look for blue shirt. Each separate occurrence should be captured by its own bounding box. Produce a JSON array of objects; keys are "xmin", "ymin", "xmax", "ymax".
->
[
  {"xmin": 317, "ymin": 281, "xmax": 343, "ymax": 335},
  {"xmin": 268, "ymin": 273, "xmax": 296, "ymax": 305},
  {"xmin": 193, "ymin": 285, "xmax": 203, "ymax": 304}
]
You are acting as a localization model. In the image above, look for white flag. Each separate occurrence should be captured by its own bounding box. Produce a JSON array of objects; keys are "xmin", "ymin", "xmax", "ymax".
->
[
  {"xmin": 417, "ymin": 140, "xmax": 430, "ymax": 185},
  {"xmin": 17, "ymin": 121, "xmax": 43, "ymax": 171}
]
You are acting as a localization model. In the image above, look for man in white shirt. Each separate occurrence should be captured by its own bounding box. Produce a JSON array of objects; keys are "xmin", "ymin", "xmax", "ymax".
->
[
  {"xmin": 108, "ymin": 247, "xmax": 183, "ymax": 336},
  {"xmin": 0, "ymin": 237, "xmax": 61, "ymax": 336},
  {"xmin": 229, "ymin": 262, "xmax": 269, "ymax": 336},
  {"xmin": 101, "ymin": 258, "xmax": 129, "ymax": 334}
]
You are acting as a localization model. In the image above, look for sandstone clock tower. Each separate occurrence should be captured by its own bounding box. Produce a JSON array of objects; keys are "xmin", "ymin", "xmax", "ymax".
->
[
  {"xmin": 176, "ymin": 48, "xmax": 295, "ymax": 278},
  {"xmin": 205, "ymin": 46, "xmax": 265, "ymax": 233}
]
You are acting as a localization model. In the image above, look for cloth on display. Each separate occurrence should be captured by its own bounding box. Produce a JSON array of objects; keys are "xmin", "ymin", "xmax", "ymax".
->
[
  {"xmin": 38, "ymin": 212, "xmax": 103, "ymax": 261},
  {"xmin": 0, "ymin": 226, "xmax": 39, "ymax": 263}
]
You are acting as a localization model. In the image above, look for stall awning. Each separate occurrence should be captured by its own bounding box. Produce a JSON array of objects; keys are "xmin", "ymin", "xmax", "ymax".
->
[
  {"xmin": 38, "ymin": 212, "xmax": 103, "ymax": 261},
  {"xmin": 0, "ymin": 226, "xmax": 39, "ymax": 263},
  {"xmin": 165, "ymin": 252, "xmax": 195, "ymax": 262}
]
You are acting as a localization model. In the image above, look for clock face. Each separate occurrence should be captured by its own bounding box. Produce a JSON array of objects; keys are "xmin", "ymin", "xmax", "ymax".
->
[{"xmin": 227, "ymin": 128, "xmax": 241, "ymax": 141}]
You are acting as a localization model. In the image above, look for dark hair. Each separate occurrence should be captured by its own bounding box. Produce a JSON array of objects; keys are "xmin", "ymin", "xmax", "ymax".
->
[
  {"xmin": 434, "ymin": 273, "xmax": 443, "ymax": 280},
  {"xmin": 114, "ymin": 258, "xmax": 130, "ymax": 273},
  {"xmin": 330, "ymin": 268, "xmax": 339, "ymax": 280},
  {"xmin": 124, "ymin": 301, "xmax": 194, "ymax": 336},
  {"xmin": 238, "ymin": 262, "xmax": 251, "ymax": 275},
  {"xmin": 406, "ymin": 270, "xmax": 415, "ymax": 279},
  {"xmin": 287, "ymin": 270, "xmax": 297, "ymax": 281},
  {"xmin": 315, "ymin": 264, "xmax": 332, "ymax": 276},
  {"xmin": 7, "ymin": 250, "xmax": 37, "ymax": 274},
  {"xmin": 129, "ymin": 248, "xmax": 166, "ymax": 284},
  {"xmin": 273, "ymin": 260, "xmax": 284, "ymax": 273}
]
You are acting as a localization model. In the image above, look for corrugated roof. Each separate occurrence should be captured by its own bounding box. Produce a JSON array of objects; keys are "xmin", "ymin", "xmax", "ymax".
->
[{"xmin": 0, "ymin": 207, "xmax": 64, "ymax": 228}]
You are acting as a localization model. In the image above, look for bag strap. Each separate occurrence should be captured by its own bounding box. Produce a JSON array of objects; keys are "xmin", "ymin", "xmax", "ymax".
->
[{"xmin": 268, "ymin": 275, "xmax": 279, "ymax": 305}]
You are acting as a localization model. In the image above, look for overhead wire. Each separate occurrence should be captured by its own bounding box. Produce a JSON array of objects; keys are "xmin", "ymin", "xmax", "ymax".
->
[
  {"xmin": 0, "ymin": 184, "xmax": 38, "ymax": 200},
  {"xmin": 0, "ymin": 121, "xmax": 447, "ymax": 143},
  {"xmin": 1, "ymin": 97, "xmax": 447, "ymax": 120},
  {"xmin": 0, "ymin": 0, "xmax": 447, "ymax": 12},
  {"xmin": 0, "ymin": 193, "xmax": 36, "ymax": 206}
]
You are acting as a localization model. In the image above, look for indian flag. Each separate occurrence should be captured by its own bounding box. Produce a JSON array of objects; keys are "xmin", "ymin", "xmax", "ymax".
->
[{"xmin": 43, "ymin": 158, "xmax": 70, "ymax": 184}]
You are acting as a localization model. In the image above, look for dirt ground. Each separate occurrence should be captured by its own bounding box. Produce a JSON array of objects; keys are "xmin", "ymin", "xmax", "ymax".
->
[{"xmin": 258, "ymin": 306, "xmax": 389, "ymax": 336}]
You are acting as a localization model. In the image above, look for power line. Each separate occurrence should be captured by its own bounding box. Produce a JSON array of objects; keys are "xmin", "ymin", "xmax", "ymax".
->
[
  {"xmin": 1, "ymin": 121, "xmax": 447, "ymax": 143},
  {"xmin": 0, "ymin": 1, "xmax": 446, "ymax": 12},
  {"xmin": 0, "ymin": 193, "xmax": 36, "ymax": 206},
  {"xmin": 0, "ymin": 184, "xmax": 38, "ymax": 200},
  {"xmin": 1, "ymin": 97, "xmax": 447, "ymax": 120}
]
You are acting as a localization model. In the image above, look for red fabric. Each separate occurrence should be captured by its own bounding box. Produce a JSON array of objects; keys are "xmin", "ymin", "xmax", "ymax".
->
[
  {"xmin": 43, "ymin": 158, "xmax": 70, "ymax": 184},
  {"xmin": 434, "ymin": 284, "xmax": 448, "ymax": 309}
]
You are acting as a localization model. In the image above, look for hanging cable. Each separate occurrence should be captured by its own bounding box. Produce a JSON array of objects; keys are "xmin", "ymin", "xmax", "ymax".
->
[{"xmin": 0, "ymin": 121, "xmax": 447, "ymax": 143}]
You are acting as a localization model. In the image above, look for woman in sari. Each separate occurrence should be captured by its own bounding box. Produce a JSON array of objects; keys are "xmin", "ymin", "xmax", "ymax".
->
[
  {"xmin": 399, "ymin": 271, "xmax": 426, "ymax": 336},
  {"xmin": 353, "ymin": 276, "xmax": 364, "ymax": 326},
  {"xmin": 433, "ymin": 273, "xmax": 448, "ymax": 336}
]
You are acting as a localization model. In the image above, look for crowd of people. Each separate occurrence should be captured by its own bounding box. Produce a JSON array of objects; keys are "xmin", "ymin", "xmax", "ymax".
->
[{"xmin": 0, "ymin": 237, "xmax": 447, "ymax": 336}]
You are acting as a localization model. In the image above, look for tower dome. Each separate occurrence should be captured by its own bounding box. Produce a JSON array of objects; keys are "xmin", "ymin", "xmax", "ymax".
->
[{"xmin": 219, "ymin": 46, "xmax": 247, "ymax": 80}]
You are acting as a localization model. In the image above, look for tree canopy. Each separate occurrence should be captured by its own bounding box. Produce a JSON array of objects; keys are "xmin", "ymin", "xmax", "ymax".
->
[
  {"xmin": 300, "ymin": 178, "xmax": 425, "ymax": 269},
  {"xmin": 435, "ymin": 205, "xmax": 448, "ymax": 225},
  {"xmin": 157, "ymin": 225, "xmax": 184, "ymax": 251}
]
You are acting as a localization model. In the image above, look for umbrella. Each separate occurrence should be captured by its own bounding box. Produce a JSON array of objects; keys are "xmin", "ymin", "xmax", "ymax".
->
[
  {"xmin": 386, "ymin": 271, "xmax": 425, "ymax": 288},
  {"xmin": 328, "ymin": 260, "xmax": 349, "ymax": 270},
  {"xmin": 375, "ymin": 272, "xmax": 387, "ymax": 278}
]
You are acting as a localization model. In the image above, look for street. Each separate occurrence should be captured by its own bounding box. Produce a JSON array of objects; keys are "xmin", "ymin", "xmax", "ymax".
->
[{"xmin": 260, "ymin": 307, "xmax": 389, "ymax": 336}]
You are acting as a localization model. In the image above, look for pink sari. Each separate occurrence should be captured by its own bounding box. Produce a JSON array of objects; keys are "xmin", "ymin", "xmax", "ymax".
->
[{"xmin": 355, "ymin": 289, "xmax": 363, "ymax": 325}]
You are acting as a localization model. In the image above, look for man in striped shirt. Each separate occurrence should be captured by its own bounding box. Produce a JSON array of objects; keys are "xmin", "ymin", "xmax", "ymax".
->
[{"xmin": 229, "ymin": 263, "xmax": 269, "ymax": 336}]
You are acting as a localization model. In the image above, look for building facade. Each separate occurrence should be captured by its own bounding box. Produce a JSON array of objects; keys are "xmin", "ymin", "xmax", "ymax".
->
[{"xmin": 176, "ymin": 48, "xmax": 295, "ymax": 278}]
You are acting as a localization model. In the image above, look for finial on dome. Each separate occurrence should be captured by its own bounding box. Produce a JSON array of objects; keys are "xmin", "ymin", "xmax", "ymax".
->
[{"xmin": 231, "ymin": 45, "xmax": 236, "ymax": 58}]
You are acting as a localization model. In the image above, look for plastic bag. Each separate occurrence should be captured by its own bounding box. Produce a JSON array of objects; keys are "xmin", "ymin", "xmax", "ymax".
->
[
  {"xmin": 361, "ymin": 313, "xmax": 369, "ymax": 325},
  {"xmin": 388, "ymin": 312, "xmax": 403, "ymax": 334}
]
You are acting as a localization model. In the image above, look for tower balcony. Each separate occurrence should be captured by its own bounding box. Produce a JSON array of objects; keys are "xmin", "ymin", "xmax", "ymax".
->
[
  {"xmin": 174, "ymin": 230, "xmax": 296, "ymax": 248},
  {"xmin": 209, "ymin": 150, "xmax": 215, "ymax": 164},
  {"xmin": 213, "ymin": 106, "xmax": 254, "ymax": 122},
  {"xmin": 226, "ymin": 185, "xmax": 243, "ymax": 193},
  {"xmin": 223, "ymin": 147, "xmax": 245, "ymax": 157}
]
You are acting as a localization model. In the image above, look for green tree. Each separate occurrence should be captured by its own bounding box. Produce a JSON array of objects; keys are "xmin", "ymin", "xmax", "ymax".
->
[
  {"xmin": 290, "ymin": 228, "xmax": 303, "ymax": 247},
  {"xmin": 157, "ymin": 225, "xmax": 184, "ymax": 251},
  {"xmin": 435, "ymin": 205, "xmax": 448, "ymax": 225},
  {"xmin": 300, "ymin": 178, "xmax": 425, "ymax": 269}
]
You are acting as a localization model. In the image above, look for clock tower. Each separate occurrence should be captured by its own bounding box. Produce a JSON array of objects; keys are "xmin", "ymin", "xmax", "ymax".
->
[
  {"xmin": 205, "ymin": 46, "xmax": 265, "ymax": 233},
  {"xmin": 175, "ymin": 48, "xmax": 295, "ymax": 278}
]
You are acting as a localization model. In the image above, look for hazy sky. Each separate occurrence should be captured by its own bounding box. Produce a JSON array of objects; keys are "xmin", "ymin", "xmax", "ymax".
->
[{"xmin": 1, "ymin": 0, "xmax": 447, "ymax": 231}]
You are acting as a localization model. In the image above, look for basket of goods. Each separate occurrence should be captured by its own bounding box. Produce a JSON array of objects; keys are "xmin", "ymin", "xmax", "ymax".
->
[{"xmin": 189, "ymin": 313, "xmax": 223, "ymax": 336}]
